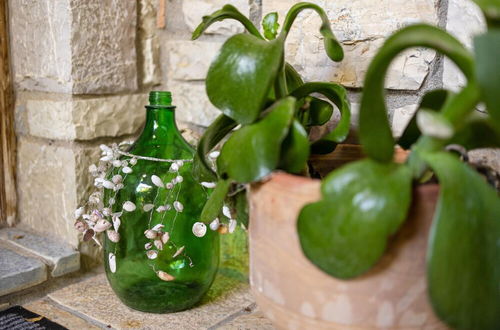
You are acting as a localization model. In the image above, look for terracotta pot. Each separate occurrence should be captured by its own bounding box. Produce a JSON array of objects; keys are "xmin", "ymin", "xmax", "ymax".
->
[{"xmin": 248, "ymin": 172, "xmax": 447, "ymax": 329}]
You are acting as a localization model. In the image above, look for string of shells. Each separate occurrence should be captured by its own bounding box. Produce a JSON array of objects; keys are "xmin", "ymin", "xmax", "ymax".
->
[{"xmin": 74, "ymin": 142, "xmax": 238, "ymax": 282}]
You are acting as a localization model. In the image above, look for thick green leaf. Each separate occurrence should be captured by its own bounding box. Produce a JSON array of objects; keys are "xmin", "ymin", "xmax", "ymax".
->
[
  {"xmin": 217, "ymin": 97, "xmax": 296, "ymax": 183},
  {"xmin": 360, "ymin": 24, "xmax": 475, "ymax": 162},
  {"xmin": 280, "ymin": 2, "xmax": 343, "ymax": 62},
  {"xmin": 290, "ymin": 82, "xmax": 350, "ymax": 154},
  {"xmin": 279, "ymin": 120, "xmax": 310, "ymax": 173},
  {"xmin": 193, "ymin": 114, "xmax": 237, "ymax": 181},
  {"xmin": 398, "ymin": 89, "xmax": 450, "ymax": 149},
  {"xmin": 450, "ymin": 118, "xmax": 500, "ymax": 149},
  {"xmin": 422, "ymin": 152, "xmax": 500, "ymax": 330},
  {"xmin": 200, "ymin": 179, "xmax": 231, "ymax": 223},
  {"xmin": 262, "ymin": 12, "xmax": 280, "ymax": 40},
  {"xmin": 474, "ymin": 30, "xmax": 500, "ymax": 129},
  {"xmin": 285, "ymin": 63, "xmax": 304, "ymax": 92},
  {"xmin": 308, "ymin": 98, "xmax": 333, "ymax": 126},
  {"xmin": 297, "ymin": 159, "xmax": 413, "ymax": 278},
  {"xmin": 206, "ymin": 34, "xmax": 284, "ymax": 124},
  {"xmin": 192, "ymin": 4, "xmax": 263, "ymax": 40}
]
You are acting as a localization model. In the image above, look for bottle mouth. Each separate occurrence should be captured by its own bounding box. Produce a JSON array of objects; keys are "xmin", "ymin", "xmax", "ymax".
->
[{"xmin": 149, "ymin": 91, "xmax": 172, "ymax": 107}]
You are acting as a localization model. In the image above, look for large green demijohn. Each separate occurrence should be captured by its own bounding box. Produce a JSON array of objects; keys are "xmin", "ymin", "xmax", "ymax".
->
[{"xmin": 103, "ymin": 91, "xmax": 219, "ymax": 313}]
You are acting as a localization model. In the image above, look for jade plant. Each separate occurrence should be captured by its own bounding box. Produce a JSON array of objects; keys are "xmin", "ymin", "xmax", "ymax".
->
[{"xmin": 193, "ymin": 1, "xmax": 499, "ymax": 329}]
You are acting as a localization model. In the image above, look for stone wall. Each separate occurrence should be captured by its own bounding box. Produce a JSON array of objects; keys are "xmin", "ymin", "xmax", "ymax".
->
[{"xmin": 9, "ymin": 0, "xmax": 494, "ymax": 259}]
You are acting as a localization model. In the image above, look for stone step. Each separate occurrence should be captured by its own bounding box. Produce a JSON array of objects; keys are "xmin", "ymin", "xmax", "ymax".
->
[
  {"xmin": 0, "ymin": 247, "xmax": 47, "ymax": 296},
  {"xmin": 0, "ymin": 228, "xmax": 80, "ymax": 277}
]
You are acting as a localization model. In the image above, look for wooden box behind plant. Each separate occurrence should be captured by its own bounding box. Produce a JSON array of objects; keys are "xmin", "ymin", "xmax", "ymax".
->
[{"xmin": 248, "ymin": 145, "xmax": 447, "ymax": 329}]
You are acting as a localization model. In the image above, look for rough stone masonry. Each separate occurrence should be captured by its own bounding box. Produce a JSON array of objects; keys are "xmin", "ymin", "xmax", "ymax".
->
[{"xmin": 9, "ymin": 0, "xmax": 497, "ymax": 261}]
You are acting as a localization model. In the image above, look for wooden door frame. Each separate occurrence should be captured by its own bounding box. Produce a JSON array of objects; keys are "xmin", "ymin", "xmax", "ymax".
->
[{"xmin": 0, "ymin": 0, "xmax": 16, "ymax": 227}]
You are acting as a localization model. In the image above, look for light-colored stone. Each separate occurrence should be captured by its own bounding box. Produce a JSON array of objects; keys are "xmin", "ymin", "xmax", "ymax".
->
[
  {"xmin": 138, "ymin": 0, "xmax": 162, "ymax": 86},
  {"xmin": 0, "ymin": 228, "xmax": 80, "ymax": 277},
  {"xmin": 264, "ymin": 0, "xmax": 438, "ymax": 89},
  {"xmin": 0, "ymin": 247, "xmax": 47, "ymax": 296},
  {"xmin": 168, "ymin": 41, "xmax": 221, "ymax": 81},
  {"xmin": 168, "ymin": 81, "xmax": 221, "ymax": 127},
  {"xmin": 9, "ymin": 0, "xmax": 138, "ymax": 94},
  {"xmin": 444, "ymin": 0, "xmax": 486, "ymax": 91},
  {"xmin": 469, "ymin": 149, "xmax": 500, "ymax": 174},
  {"xmin": 392, "ymin": 104, "xmax": 418, "ymax": 138},
  {"xmin": 24, "ymin": 299, "xmax": 101, "ymax": 329},
  {"xmin": 218, "ymin": 309, "xmax": 276, "ymax": 329},
  {"xmin": 182, "ymin": 0, "xmax": 250, "ymax": 36},
  {"xmin": 20, "ymin": 93, "xmax": 147, "ymax": 140},
  {"xmin": 49, "ymin": 273, "xmax": 254, "ymax": 329},
  {"xmin": 17, "ymin": 137, "xmax": 99, "ymax": 249}
]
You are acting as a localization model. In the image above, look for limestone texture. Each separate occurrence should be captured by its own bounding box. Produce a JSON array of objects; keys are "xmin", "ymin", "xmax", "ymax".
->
[
  {"xmin": 168, "ymin": 41, "xmax": 221, "ymax": 81},
  {"xmin": 0, "ymin": 248, "xmax": 47, "ymax": 296}
]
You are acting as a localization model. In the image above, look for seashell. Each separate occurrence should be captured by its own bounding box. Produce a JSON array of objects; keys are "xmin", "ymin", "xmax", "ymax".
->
[
  {"xmin": 157, "ymin": 270, "xmax": 175, "ymax": 281},
  {"xmin": 217, "ymin": 224, "xmax": 228, "ymax": 235},
  {"xmin": 151, "ymin": 175, "xmax": 164, "ymax": 188},
  {"xmin": 122, "ymin": 166, "xmax": 133, "ymax": 174},
  {"xmin": 123, "ymin": 201, "xmax": 136, "ymax": 212},
  {"xmin": 100, "ymin": 144, "xmax": 111, "ymax": 152},
  {"xmin": 112, "ymin": 216, "xmax": 121, "ymax": 231},
  {"xmin": 88, "ymin": 164, "xmax": 98, "ymax": 173},
  {"xmin": 228, "ymin": 219, "xmax": 237, "ymax": 234},
  {"xmin": 129, "ymin": 158, "xmax": 137, "ymax": 165},
  {"xmin": 173, "ymin": 201, "xmax": 183, "ymax": 212},
  {"xmin": 106, "ymin": 230, "xmax": 120, "ymax": 243},
  {"xmin": 74, "ymin": 207, "xmax": 85, "ymax": 219},
  {"xmin": 100, "ymin": 155, "xmax": 112, "ymax": 162},
  {"xmin": 94, "ymin": 219, "xmax": 112, "ymax": 232},
  {"xmin": 209, "ymin": 218, "xmax": 220, "ymax": 231},
  {"xmin": 192, "ymin": 222, "xmax": 207, "ymax": 238},
  {"xmin": 152, "ymin": 224, "xmax": 165, "ymax": 231},
  {"xmin": 154, "ymin": 240, "xmax": 163, "ymax": 250},
  {"xmin": 165, "ymin": 182, "xmax": 174, "ymax": 189},
  {"xmin": 74, "ymin": 221, "xmax": 87, "ymax": 233},
  {"xmin": 222, "ymin": 205, "xmax": 232, "ymax": 219},
  {"xmin": 121, "ymin": 160, "xmax": 128, "ymax": 167},
  {"xmin": 143, "ymin": 204, "xmax": 155, "ymax": 212},
  {"xmin": 82, "ymin": 214, "xmax": 91, "ymax": 220},
  {"xmin": 145, "ymin": 242, "xmax": 153, "ymax": 250},
  {"xmin": 102, "ymin": 180, "xmax": 115, "ymax": 189},
  {"xmin": 112, "ymin": 174, "xmax": 123, "ymax": 184},
  {"xmin": 175, "ymin": 175, "xmax": 183, "ymax": 183},
  {"xmin": 108, "ymin": 253, "xmax": 116, "ymax": 273},
  {"xmin": 164, "ymin": 204, "xmax": 172, "ymax": 211},
  {"xmin": 170, "ymin": 163, "xmax": 179, "ymax": 172},
  {"xmin": 146, "ymin": 250, "xmax": 158, "ymax": 259},
  {"xmin": 144, "ymin": 229, "xmax": 158, "ymax": 239},
  {"xmin": 161, "ymin": 232, "xmax": 170, "ymax": 244},
  {"xmin": 108, "ymin": 197, "xmax": 115, "ymax": 205},
  {"xmin": 102, "ymin": 208, "xmax": 111, "ymax": 216},
  {"xmin": 156, "ymin": 205, "xmax": 168, "ymax": 213},
  {"xmin": 176, "ymin": 160, "xmax": 184, "ymax": 167},
  {"xmin": 208, "ymin": 151, "xmax": 220, "ymax": 159},
  {"xmin": 114, "ymin": 183, "xmax": 124, "ymax": 191},
  {"xmin": 83, "ymin": 229, "xmax": 95, "ymax": 241},
  {"xmin": 112, "ymin": 160, "xmax": 122, "ymax": 167},
  {"xmin": 88, "ymin": 192, "xmax": 101, "ymax": 204},
  {"xmin": 201, "ymin": 182, "xmax": 216, "ymax": 189},
  {"xmin": 173, "ymin": 246, "xmax": 185, "ymax": 258}
]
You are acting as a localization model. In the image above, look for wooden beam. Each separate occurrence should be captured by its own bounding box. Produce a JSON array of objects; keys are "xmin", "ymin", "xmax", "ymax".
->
[{"xmin": 0, "ymin": 0, "xmax": 16, "ymax": 227}]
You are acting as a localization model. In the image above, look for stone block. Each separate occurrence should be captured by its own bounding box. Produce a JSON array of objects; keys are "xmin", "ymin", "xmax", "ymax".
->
[
  {"xmin": 218, "ymin": 308, "xmax": 276, "ymax": 329},
  {"xmin": 168, "ymin": 41, "xmax": 221, "ymax": 81},
  {"xmin": 49, "ymin": 273, "xmax": 254, "ymax": 329},
  {"xmin": 138, "ymin": 0, "xmax": 162, "ymax": 87},
  {"xmin": 0, "ymin": 247, "xmax": 47, "ymax": 296},
  {"xmin": 443, "ymin": 0, "xmax": 486, "ymax": 91},
  {"xmin": 168, "ymin": 81, "xmax": 221, "ymax": 127},
  {"xmin": 263, "ymin": 0, "xmax": 438, "ymax": 90},
  {"xmin": 182, "ymin": 0, "xmax": 250, "ymax": 36},
  {"xmin": 9, "ymin": 0, "xmax": 138, "ymax": 94},
  {"xmin": 17, "ymin": 137, "xmax": 99, "ymax": 248},
  {"xmin": 0, "ymin": 228, "xmax": 80, "ymax": 277},
  {"xmin": 18, "ymin": 93, "xmax": 147, "ymax": 140},
  {"xmin": 392, "ymin": 104, "xmax": 418, "ymax": 138}
]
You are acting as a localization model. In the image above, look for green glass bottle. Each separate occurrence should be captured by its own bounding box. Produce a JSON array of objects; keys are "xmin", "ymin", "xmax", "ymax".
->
[{"xmin": 103, "ymin": 91, "xmax": 219, "ymax": 313}]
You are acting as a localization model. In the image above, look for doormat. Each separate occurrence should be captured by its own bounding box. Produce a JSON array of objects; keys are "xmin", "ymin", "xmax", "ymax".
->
[{"xmin": 0, "ymin": 306, "xmax": 67, "ymax": 330}]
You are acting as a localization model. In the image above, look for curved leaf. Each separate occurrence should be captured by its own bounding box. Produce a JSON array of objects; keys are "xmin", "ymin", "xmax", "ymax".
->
[
  {"xmin": 192, "ymin": 4, "xmax": 263, "ymax": 40},
  {"xmin": 193, "ymin": 114, "xmax": 237, "ymax": 181},
  {"xmin": 217, "ymin": 97, "xmax": 296, "ymax": 183},
  {"xmin": 200, "ymin": 179, "xmax": 231, "ymax": 223},
  {"xmin": 308, "ymin": 98, "xmax": 333, "ymax": 126},
  {"xmin": 298, "ymin": 159, "xmax": 413, "ymax": 278},
  {"xmin": 474, "ymin": 30, "xmax": 500, "ymax": 129},
  {"xmin": 359, "ymin": 24, "xmax": 475, "ymax": 162},
  {"xmin": 279, "ymin": 2, "xmax": 344, "ymax": 62},
  {"xmin": 422, "ymin": 152, "xmax": 500, "ymax": 330},
  {"xmin": 285, "ymin": 63, "xmax": 304, "ymax": 92},
  {"xmin": 262, "ymin": 12, "xmax": 280, "ymax": 40},
  {"xmin": 291, "ymin": 82, "xmax": 351, "ymax": 154},
  {"xmin": 279, "ymin": 120, "xmax": 310, "ymax": 173},
  {"xmin": 206, "ymin": 34, "xmax": 284, "ymax": 124}
]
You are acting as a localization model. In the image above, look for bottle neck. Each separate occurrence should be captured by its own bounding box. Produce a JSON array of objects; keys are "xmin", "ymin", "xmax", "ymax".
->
[{"xmin": 138, "ymin": 105, "xmax": 179, "ymax": 144}]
